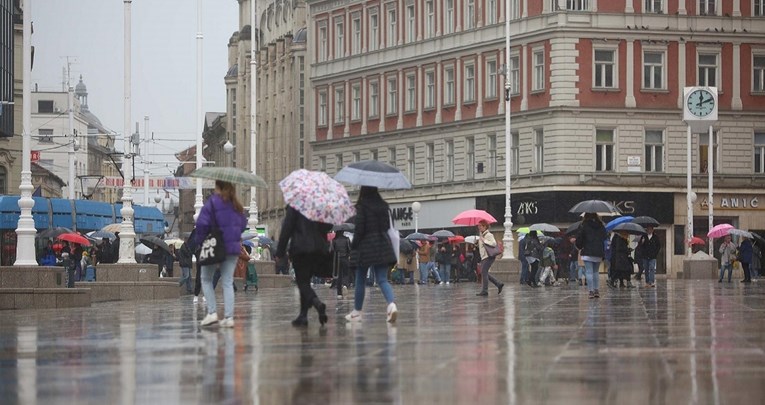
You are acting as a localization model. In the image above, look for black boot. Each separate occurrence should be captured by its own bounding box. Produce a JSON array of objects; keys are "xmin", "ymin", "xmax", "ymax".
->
[
  {"xmin": 312, "ymin": 297, "xmax": 328, "ymax": 325},
  {"xmin": 291, "ymin": 312, "xmax": 308, "ymax": 327}
]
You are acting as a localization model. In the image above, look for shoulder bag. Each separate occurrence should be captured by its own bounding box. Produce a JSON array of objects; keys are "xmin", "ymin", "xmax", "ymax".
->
[{"xmin": 198, "ymin": 201, "xmax": 227, "ymax": 266}]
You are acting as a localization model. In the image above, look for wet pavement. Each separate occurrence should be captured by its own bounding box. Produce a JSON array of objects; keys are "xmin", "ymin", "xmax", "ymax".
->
[{"xmin": 1, "ymin": 278, "xmax": 764, "ymax": 404}]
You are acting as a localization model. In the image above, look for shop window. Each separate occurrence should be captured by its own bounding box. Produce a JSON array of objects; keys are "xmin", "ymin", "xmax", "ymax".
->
[{"xmin": 699, "ymin": 131, "xmax": 718, "ymax": 173}]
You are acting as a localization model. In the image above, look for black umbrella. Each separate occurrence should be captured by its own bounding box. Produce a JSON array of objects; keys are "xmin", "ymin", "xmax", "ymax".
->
[
  {"xmin": 399, "ymin": 239, "xmax": 415, "ymax": 254},
  {"xmin": 332, "ymin": 223, "xmax": 355, "ymax": 232},
  {"xmin": 612, "ymin": 222, "xmax": 647, "ymax": 236},
  {"xmin": 37, "ymin": 227, "xmax": 73, "ymax": 239},
  {"xmin": 569, "ymin": 200, "xmax": 621, "ymax": 215},
  {"xmin": 632, "ymin": 216, "xmax": 660, "ymax": 227},
  {"xmin": 565, "ymin": 221, "xmax": 583, "ymax": 236},
  {"xmin": 334, "ymin": 160, "xmax": 412, "ymax": 189},
  {"xmin": 751, "ymin": 232, "xmax": 765, "ymax": 248},
  {"xmin": 432, "ymin": 229, "xmax": 455, "ymax": 239},
  {"xmin": 140, "ymin": 235, "xmax": 172, "ymax": 253}
]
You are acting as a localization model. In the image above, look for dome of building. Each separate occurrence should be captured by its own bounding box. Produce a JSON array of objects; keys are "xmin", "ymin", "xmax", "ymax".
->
[
  {"xmin": 75, "ymin": 75, "xmax": 87, "ymax": 97},
  {"xmin": 293, "ymin": 27, "xmax": 307, "ymax": 43}
]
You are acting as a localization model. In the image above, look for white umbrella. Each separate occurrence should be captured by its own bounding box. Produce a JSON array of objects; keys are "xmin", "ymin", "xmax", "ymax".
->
[
  {"xmin": 728, "ymin": 229, "xmax": 753, "ymax": 239},
  {"xmin": 529, "ymin": 223, "xmax": 560, "ymax": 233},
  {"xmin": 464, "ymin": 235, "xmax": 479, "ymax": 244},
  {"xmin": 135, "ymin": 243, "xmax": 152, "ymax": 255}
]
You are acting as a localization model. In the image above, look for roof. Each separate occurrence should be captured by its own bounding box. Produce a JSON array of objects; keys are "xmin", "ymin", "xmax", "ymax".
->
[
  {"xmin": 294, "ymin": 27, "xmax": 307, "ymax": 43},
  {"xmin": 205, "ymin": 112, "xmax": 225, "ymax": 128},
  {"xmin": 226, "ymin": 63, "xmax": 238, "ymax": 78}
]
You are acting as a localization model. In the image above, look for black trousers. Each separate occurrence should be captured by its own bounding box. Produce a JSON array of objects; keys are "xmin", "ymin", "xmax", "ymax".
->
[
  {"xmin": 529, "ymin": 261, "xmax": 539, "ymax": 285},
  {"xmin": 742, "ymin": 262, "xmax": 751, "ymax": 281},
  {"xmin": 292, "ymin": 254, "xmax": 323, "ymax": 316}
]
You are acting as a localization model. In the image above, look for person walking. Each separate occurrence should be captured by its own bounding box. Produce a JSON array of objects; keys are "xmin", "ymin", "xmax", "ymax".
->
[
  {"xmin": 345, "ymin": 186, "xmax": 398, "ymax": 323},
  {"xmin": 195, "ymin": 180, "xmax": 247, "ymax": 328},
  {"xmin": 332, "ymin": 230, "xmax": 352, "ymax": 298},
  {"xmin": 638, "ymin": 225, "xmax": 661, "ymax": 287},
  {"xmin": 738, "ymin": 236, "xmax": 753, "ymax": 283},
  {"xmin": 176, "ymin": 237, "xmax": 194, "ymax": 295},
  {"xmin": 575, "ymin": 213, "xmax": 608, "ymax": 299},
  {"xmin": 436, "ymin": 245, "xmax": 452, "ymax": 284},
  {"xmin": 718, "ymin": 235, "xmax": 736, "ymax": 283},
  {"xmin": 523, "ymin": 231, "xmax": 543, "ymax": 288},
  {"xmin": 610, "ymin": 232, "xmax": 635, "ymax": 289},
  {"xmin": 417, "ymin": 242, "xmax": 430, "ymax": 284},
  {"xmin": 475, "ymin": 220, "xmax": 505, "ymax": 296},
  {"xmin": 275, "ymin": 205, "xmax": 333, "ymax": 327},
  {"xmin": 518, "ymin": 232, "xmax": 529, "ymax": 285}
]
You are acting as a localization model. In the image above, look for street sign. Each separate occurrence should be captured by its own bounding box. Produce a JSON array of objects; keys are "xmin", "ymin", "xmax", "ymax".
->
[{"xmin": 31, "ymin": 150, "xmax": 40, "ymax": 162}]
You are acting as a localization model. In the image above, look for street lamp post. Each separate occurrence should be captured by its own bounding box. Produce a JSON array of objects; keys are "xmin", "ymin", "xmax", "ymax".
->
[
  {"xmin": 15, "ymin": 0, "xmax": 36, "ymax": 265},
  {"xmin": 68, "ymin": 80, "xmax": 76, "ymax": 200},
  {"xmin": 501, "ymin": 0, "xmax": 515, "ymax": 260},
  {"xmin": 194, "ymin": 0, "xmax": 204, "ymax": 220},
  {"xmin": 248, "ymin": 0, "xmax": 259, "ymax": 234},
  {"xmin": 118, "ymin": 0, "xmax": 136, "ymax": 264},
  {"xmin": 412, "ymin": 201, "xmax": 421, "ymax": 233}
]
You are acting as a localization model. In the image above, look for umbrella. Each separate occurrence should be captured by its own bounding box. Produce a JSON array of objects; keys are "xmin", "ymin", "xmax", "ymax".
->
[
  {"xmin": 279, "ymin": 169, "xmax": 355, "ymax": 225},
  {"xmin": 464, "ymin": 235, "xmax": 479, "ymax": 244},
  {"xmin": 101, "ymin": 223, "xmax": 123, "ymax": 233},
  {"xmin": 399, "ymin": 239, "xmax": 415, "ymax": 254},
  {"xmin": 689, "ymin": 236, "xmax": 706, "ymax": 245},
  {"xmin": 89, "ymin": 230, "xmax": 116, "ymax": 240},
  {"xmin": 189, "ymin": 166, "xmax": 268, "ymax": 188},
  {"xmin": 432, "ymin": 229, "xmax": 455, "ymax": 239},
  {"xmin": 165, "ymin": 238, "xmax": 184, "ymax": 249},
  {"xmin": 569, "ymin": 200, "xmax": 621, "ymax": 215},
  {"xmin": 243, "ymin": 239, "xmax": 255, "ymax": 248},
  {"xmin": 258, "ymin": 236, "xmax": 274, "ymax": 246},
  {"xmin": 516, "ymin": 227, "xmax": 531, "ymax": 235},
  {"xmin": 37, "ymin": 227, "xmax": 73, "ymax": 239},
  {"xmin": 57, "ymin": 232, "xmax": 91, "ymax": 246},
  {"xmin": 448, "ymin": 235, "xmax": 465, "ymax": 244},
  {"xmin": 334, "ymin": 160, "xmax": 412, "ymax": 189},
  {"xmin": 241, "ymin": 232, "xmax": 257, "ymax": 241},
  {"xmin": 752, "ymin": 232, "xmax": 765, "ymax": 246},
  {"xmin": 529, "ymin": 223, "xmax": 560, "ymax": 233},
  {"xmin": 565, "ymin": 221, "xmax": 583, "ymax": 236},
  {"xmin": 140, "ymin": 235, "xmax": 172, "ymax": 253},
  {"xmin": 707, "ymin": 223, "xmax": 734, "ymax": 238},
  {"xmin": 612, "ymin": 222, "xmax": 647, "ymax": 236},
  {"xmin": 632, "ymin": 216, "xmax": 659, "ymax": 227},
  {"xmin": 605, "ymin": 216, "xmax": 635, "ymax": 232},
  {"xmin": 728, "ymin": 229, "xmax": 754, "ymax": 239},
  {"xmin": 332, "ymin": 223, "xmax": 355, "ymax": 232},
  {"xmin": 52, "ymin": 243, "xmax": 64, "ymax": 251},
  {"xmin": 451, "ymin": 209, "xmax": 497, "ymax": 226},
  {"xmin": 135, "ymin": 243, "xmax": 152, "ymax": 255},
  {"xmin": 405, "ymin": 232, "xmax": 435, "ymax": 241}
]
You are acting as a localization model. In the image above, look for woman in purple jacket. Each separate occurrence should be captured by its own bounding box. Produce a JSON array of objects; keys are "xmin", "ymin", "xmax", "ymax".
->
[{"xmin": 195, "ymin": 180, "xmax": 247, "ymax": 327}]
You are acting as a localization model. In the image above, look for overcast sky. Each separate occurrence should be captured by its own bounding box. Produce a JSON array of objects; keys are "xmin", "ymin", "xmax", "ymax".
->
[{"xmin": 31, "ymin": 0, "xmax": 238, "ymax": 168}]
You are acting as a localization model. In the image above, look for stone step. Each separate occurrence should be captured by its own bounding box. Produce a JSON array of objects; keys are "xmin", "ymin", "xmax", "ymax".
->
[
  {"xmin": 0, "ymin": 266, "xmax": 66, "ymax": 288},
  {"xmin": 0, "ymin": 288, "xmax": 91, "ymax": 310},
  {"xmin": 73, "ymin": 281, "xmax": 179, "ymax": 302}
]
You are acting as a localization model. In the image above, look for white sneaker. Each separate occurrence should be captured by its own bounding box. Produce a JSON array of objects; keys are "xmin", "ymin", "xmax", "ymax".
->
[
  {"xmin": 192, "ymin": 296, "xmax": 199, "ymax": 304},
  {"xmin": 439, "ymin": 281, "xmax": 444, "ymax": 285},
  {"xmin": 202, "ymin": 296, "xmax": 207, "ymax": 303},
  {"xmin": 342, "ymin": 285, "xmax": 348, "ymax": 293},
  {"xmin": 446, "ymin": 281, "xmax": 450, "ymax": 285},
  {"xmin": 386, "ymin": 303, "xmax": 398, "ymax": 323},
  {"xmin": 200, "ymin": 313, "xmax": 218, "ymax": 327},
  {"xmin": 219, "ymin": 317, "xmax": 234, "ymax": 328},
  {"xmin": 345, "ymin": 310, "xmax": 363, "ymax": 322}
]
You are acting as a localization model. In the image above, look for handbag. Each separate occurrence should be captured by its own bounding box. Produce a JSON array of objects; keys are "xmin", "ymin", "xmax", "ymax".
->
[
  {"xmin": 485, "ymin": 243, "xmax": 502, "ymax": 257},
  {"xmin": 387, "ymin": 214, "xmax": 401, "ymax": 260},
  {"xmin": 198, "ymin": 201, "xmax": 227, "ymax": 266}
]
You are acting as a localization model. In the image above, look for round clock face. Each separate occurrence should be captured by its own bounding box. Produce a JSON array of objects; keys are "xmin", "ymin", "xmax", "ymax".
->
[{"xmin": 687, "ymin": 89, "xmax": 715, "ymax": 118}]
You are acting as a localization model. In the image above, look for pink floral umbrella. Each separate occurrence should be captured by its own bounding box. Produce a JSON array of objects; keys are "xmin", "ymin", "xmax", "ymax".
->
[
  {"xmin": 707, "ymin": 223, "xmax": 734, "ymax": 238},
  {"xmin": 279, "ymin": 169, "xmax": 355, "ymax": 225},
  {"xmin": 452, "ymin": 209, "xmax": 497, "ymax": 226}
]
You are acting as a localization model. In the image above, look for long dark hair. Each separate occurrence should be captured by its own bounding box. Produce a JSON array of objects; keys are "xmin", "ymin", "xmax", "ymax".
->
[{"xmin": 216, "ymin": 180, "xmax": 244, "ymax": 213}]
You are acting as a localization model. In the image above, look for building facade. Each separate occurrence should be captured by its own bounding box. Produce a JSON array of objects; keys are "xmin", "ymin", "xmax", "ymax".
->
[
  {"xmin": 306, "ymin": 0, "xmax": 765, "ymax": 275},
  {"xmin": 0, "ymin": 0, "xmax": 23, "ymax": 195}
]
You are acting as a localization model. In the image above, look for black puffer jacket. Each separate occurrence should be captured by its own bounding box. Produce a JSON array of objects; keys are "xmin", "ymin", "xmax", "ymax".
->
[
  {"xmin": 352, "ymin": 193, "xmax": 396, "ymax": 268},
  {"xmin": 276, "ymin": 206, "xmax": 333, "ymax": 258},
  {"xmin": 575, "ymin": 219, "xmax": 607, "ymax": 258}
]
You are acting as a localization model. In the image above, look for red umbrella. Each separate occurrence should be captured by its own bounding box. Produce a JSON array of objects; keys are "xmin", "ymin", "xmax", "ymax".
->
[
  {"xmin": 52, "ymin": 243, "xmax": 64, "ymax": 251},
  {"xmin": 448, "ymin": 235, "xmax": 465, "ymax": 244},
  {"xmin": 57, "ymin": 233, "xmax": 91, "ymax": 246},
  {"xmin": 452, "ymin": 209, "xmax": 497, "ymax": 226},
  {"xmin": 689, "ymin": 236, "xmax": 706, "ymax": 245}
]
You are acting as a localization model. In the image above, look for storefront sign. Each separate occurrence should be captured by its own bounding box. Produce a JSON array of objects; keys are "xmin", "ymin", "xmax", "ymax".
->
[
  {"xmin": 699, "ymin": 195, "xmax": 760, "ymax": 210},
  {"xmin": 388, "ymin": 198, "xmax": 475, "ymax": 231}
]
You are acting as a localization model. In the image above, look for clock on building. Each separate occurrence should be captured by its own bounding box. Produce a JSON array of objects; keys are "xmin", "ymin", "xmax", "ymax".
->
[
  {"xmin": 686, "ymin": 88, "xmax": 716, "ymax": 117},
  {"xmin": 683, "ymin": 87, "xmax": 718, "ymax": 132}
]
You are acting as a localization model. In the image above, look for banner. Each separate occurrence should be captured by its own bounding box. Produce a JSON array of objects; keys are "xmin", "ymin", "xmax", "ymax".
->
[{"xmin": 103, "ymin": 177, "xmax": 214, "ymax": 189}]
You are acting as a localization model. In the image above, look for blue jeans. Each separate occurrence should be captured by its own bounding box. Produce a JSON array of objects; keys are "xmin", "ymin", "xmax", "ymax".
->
[
  {"xmin": 584, "ymin": 260, "xmax": 600, "ymax": 291},
  {"xmin": 201, "ymin": 254, "xmax": 237, "ymax": 318},
  {"xmin": 719, "ymin": 262, "xmax": 733, "ymax": 282},
  {"xmin": 568, "ymin": 261, "xmax": 578, "ymax": 281},
  {"xmin": 520, "ymin": 259, "xmax": 529, "ymax": 284},
  {"xmin": 418, "ymin": 262, "xmax": 429, "ymax": 284},
  {"xmin": 439, "ymin": 263, "xmax": 451, "ymax": 283},
  {"xmin": 354, "ymin": 264, "xmax": 395, "ymax": 311},
  {"xmin": 179, "ymin": 266, "xmax": 192, "ymax": 293},
  {"xmin": 643, "ymin": 258, "xmax": 657, "ymax": 284}
]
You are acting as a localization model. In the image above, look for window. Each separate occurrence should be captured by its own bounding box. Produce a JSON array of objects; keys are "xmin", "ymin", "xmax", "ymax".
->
[
  {"xmin": 38, "ymin": 100, "xmax": 54, "ymax": 113},
  {"xmin": 319, "ymin": 156, "xmax": 327, "ymax": 172},
  {"xmin": 533, "ymin": 49, "xmax": 545, "ymax": 92},
  {"xmin": 755, "ymin": 132, "xmax": 765, "ymax": 173},
  {"xmin": 510, "ymin": 55, "xmax": 520, "ymax": 95},
  {"xmin": 336, "ymin": 153, "xmax": 344, "ymax": 171},
  {"xmin": 594, "ymin": 49, "xmax": 616, "ymax": 88},
  {"xmin": 699, "ymin": 131, "xmax": 719, "ymax": 173},
  {"xmin": 425, "ymin": 70, "xmax": 435, "ymax": 108},
  {"xmin": 388, "ymin": 147, "xmax": 397, "ymax": 167},
  {"xmin": 407, "ymin": 146, "xmax": 415, "ymax": 183},
  {"xmin": 645, "ymin": 130, "xmax": 664, "ymax": 172},
  {"xmin": 595, "ymin": 129, "xmax": 614, "ymax": 171},
  {"xmin": 755, "ymin": 55, "xmax": 765, "ymax": 92},
  {"xmin": 534, "ymin": 129, "xmax": 545, "ymax": 172},
  {"xmin": 406, "ymin": 73, "xmax": 416, "ymax": 112},
  {"xmin": 487, "ymin": 0, "xmax": 497, "ymax": 24},
  {"xmin": 334, "ymin": 87, "xmax": 345, "ymax": 124},
  {"xmin": 0, "ymin": 166, "xmax": 6, "ymax": 195},
  {"xmin": 369, "ymin": 11, "xmax": 379, "ymax": 51},
  {"xmin": 565, "ymin": 0, "xmax": 589, "ymax": 10},
  {"xmin": 352, "ymin": 15, "xmax": 361, "ymax": 55},
  {"xmin": 698, "ymin": 53, "xmax": 718, "ymax": 87},
  {"xmin": 38, "ymin": 128, "xmax": 54, "ymax": 143},
  {"xmin": 643, "ymin": 51, "xmax": 665, "ymax": 90},
  {"xmin": 369, "ymin": 81, "xmax": 380, "ymax": 117},
  {"xmin": 488, "ymin": 134, "xmax": 497, "ymax": 177},
  {"xmin": 318, "ymin": 91, "xmax": 328, "ymax": 126},
  {"xmin": 445, "ymin": 0, "xmax": 455, "ymax": 34},
  {"xmin": 509, "ymin": 0, "xmax": 520, "ymax": 20},
  {"xmin": 446, "ymin": 141, "xmax": 454, "ymax": 180},
  {"xmin": 445, "ymin": 67, "xmax": 455, "ymax": 104},
  {"xmin": 511, "ymin": 132, "xmax": 520, "ymax": 175},
  {"xmin": 486, "ymin": 60, "xmax": 498, "ymax": 99},
  {"xmin": 699, "ymin": 0, "xmax": 716, "ymax": 15},
  {"xmin": 371, "ymin": 149, "xmax": 378, "ymax": 161},
  {"xmin": 318, "ymin": 24, "xmax": 328, "ymax": 62},
  {"xmin": 387, "ymin": 77, "xmax": 398, "ymax": 115},
  {"xmin": 464, "ymin": 64, "xmax": 475, "ymax": 102},
  {"xmin": 425, "ymin": 1, "xmax": 435, "ymax": 38},
  {"xmin": 756, "ymin": 0, "xmax": 765, "ymax": 16},
  {"xmin": 351, "ymin": 84, "xmax": 361, "ymax": 121},
  {"xmin": 406, "ymin": 4, "xmax": 415, "ymax": 43},
  {"xmin": 644, "ymin": 0, "xmax": 664, "ymax": 13},
  {"xmin": 465, "ymin": 0, "xmax": 475, "ymax": 29},
  {"xmin": 466, "ymin": 137, "xmax": 475, "ymax": 179},
  {"xmin": 387, "ymin": 7, "xmax": 397, "ymax": 47},
  {"xmin": 353, "ymin": 151, "xmax": 360, "ymax": 162},
  {"xmin": 426, "ymin": 143, "xmax": 434, "ymax": 183},
  {"xmin": 335, "ymin": 19, "xmax": 345, "ymax": 58}
]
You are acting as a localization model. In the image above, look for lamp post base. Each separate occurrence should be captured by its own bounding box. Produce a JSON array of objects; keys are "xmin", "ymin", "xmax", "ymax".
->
[{"xmin": 491, "ymin": 257, "xmax": 520, "ymax": 283}]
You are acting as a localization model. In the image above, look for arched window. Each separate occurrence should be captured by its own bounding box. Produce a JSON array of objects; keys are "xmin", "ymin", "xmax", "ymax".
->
[{"xmin": 0, "ymin": 166, "xmax": 7, "ymax": 194}]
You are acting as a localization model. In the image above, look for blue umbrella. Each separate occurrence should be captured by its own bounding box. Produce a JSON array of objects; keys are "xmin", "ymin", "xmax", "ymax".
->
[
  {"xmin": 258, "ymin": 236, "xmax": 274, "ymax": 246},
  {"xmin": 605, "ymin": 216, "xmax": 635, "ymax": 232}
]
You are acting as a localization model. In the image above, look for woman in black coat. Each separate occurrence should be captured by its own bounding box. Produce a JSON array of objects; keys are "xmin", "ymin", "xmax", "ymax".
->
[
  {"xmin": 275, "ymin": 205, "xmax": 333, "ymax": 327},
  {"xmin": 609, "ymin": 232, "xmax": 635, "ymax": 288},
  {"xmin": 575, "ymin": 213, "xmax": 608, "ymax": 299},
  {"xmin": 345, "ymin": 186, "xmax": 398, "ymax": 323}
]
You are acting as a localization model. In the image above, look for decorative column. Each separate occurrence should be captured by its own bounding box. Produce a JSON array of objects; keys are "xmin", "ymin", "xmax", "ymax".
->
[
  {"xmin": 248, "ymin": 0, "xmax": 259, "ymax": 233},
  {"xmin": 501, "ymin": 0, "xmax": 515, "ymax": 261},
  {"xmin": 625, "ymin": 39, "xmax": 636, "ymax": 108},
  {"xmin": 118, "ymin": 0, "xmax": 136, "ymax": 264}
]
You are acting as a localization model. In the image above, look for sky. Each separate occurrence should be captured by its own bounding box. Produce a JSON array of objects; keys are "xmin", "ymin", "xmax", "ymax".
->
[{"xmin": 31, "ymin": 0, "xmax": 238, "ymax": 171}]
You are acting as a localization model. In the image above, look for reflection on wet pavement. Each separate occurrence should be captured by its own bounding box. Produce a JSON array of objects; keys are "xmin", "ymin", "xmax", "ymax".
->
[{"xmin": 1, "ymin": 279, "xmax": 764, "ymax": 403}]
